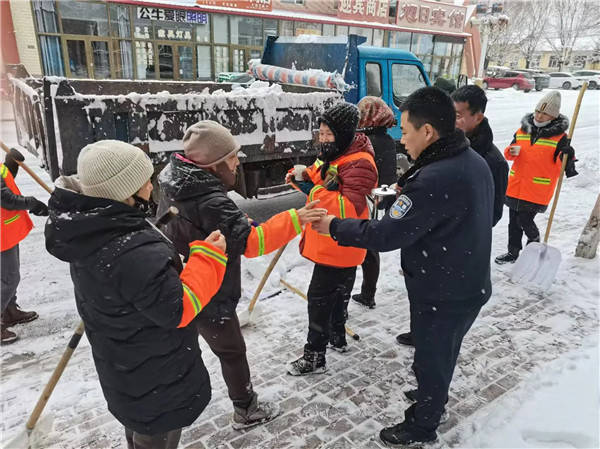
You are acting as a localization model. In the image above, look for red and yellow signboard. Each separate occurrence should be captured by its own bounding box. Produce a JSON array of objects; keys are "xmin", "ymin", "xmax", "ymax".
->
[{"xmin": 396, "ymin": 0, "xmax": 466, "ymax": 32}]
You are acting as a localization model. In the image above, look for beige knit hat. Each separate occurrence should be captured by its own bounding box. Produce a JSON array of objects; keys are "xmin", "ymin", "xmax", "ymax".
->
[
  {"xmin": 535, "ymin": 91, "xmax": 561, "ymax": 118},
  {"xmin": 183, "ymin": 121, "xmax": 240, "ymax": 168},
  {"xmin": 77, "ymin": 140, "xmax": 154, "ymax": 202}
]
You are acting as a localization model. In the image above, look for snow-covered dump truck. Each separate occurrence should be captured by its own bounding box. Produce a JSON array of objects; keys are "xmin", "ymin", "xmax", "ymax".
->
[{"xmin": 8, "ymin": 68, "xmax": 340, "ymax": 198}]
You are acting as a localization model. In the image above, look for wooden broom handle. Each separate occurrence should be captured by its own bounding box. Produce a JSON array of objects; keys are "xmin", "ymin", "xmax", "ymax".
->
[
  {"xmin": 543, "ymin": 82, "xmax": 588, "ymax": 243},
  {"xmin": 0, "ymin": 140, "xmax": 53, "ymax": 194},
  {"xmin": 247, "ymin": 244, "xmax": 287, "ymax": 313}
]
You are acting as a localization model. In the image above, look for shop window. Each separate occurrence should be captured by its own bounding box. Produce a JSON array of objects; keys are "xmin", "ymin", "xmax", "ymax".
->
[
  {"xmin": 178, "ymin": 46, "xmax": 194, "ymax": 79},
  {"xmin": 135, "ymin": 41, "xmax": 155, "ymax": 79},
  {"xmin": 365, "ymin": 62, "xmax": 382, "ymax": 97},
  {"xmin": 213, "ymin": 15, "xmax": 229, "ymax": 44},
  {"xmin": 230, "ymin": 16, "xmax": 263, "ymax": 46},
  {"xmin": 335, "ymin": 25, "xmax": 349, "ymax": 36},
  {"xmin": 156, "ymin": 22, "xmax": 194, "ymax": 42},
  {"xmin": 433, "ymin": 37, "xmax": 453, "ymax": 58},
  {"xmin": 112, "ymin": 40, "xmax": 133, "ymax": 79},
  {"xmin": 197, "ymin": 46, "xmax": 212, "ymax": 80},
  {"xmin": 295, "ymin": 22, "xmax": 322, "ymax": 36},
  {"xmin": 264, "ymin": 19, "xmax": 278, "ymax": 41},
  {"xmin": 389, "ymin": 31, "xmax": 411, "ymax": 51},
  {"xmin": 92, "ymin": 41, "xmax": 111, "ymax": 79},
  {"xmin": 349, "ymin": 27, "xmax": 372, "ymax": 45},
  {"xmin": 58, "ymin": 0, "xmax": 109, "ymax": 36},
  {"xmin": 33, "ymin": 0, "xmax": 59, "ymax": 33},
  {"xmin": 39, "ymin": 36, "xmax": 64, "ymax": 76},
  {"xmin": 214, "ymin": 46, "xmax": 229, "ymax": 74},
  {"xmin": 66, "ymin": 40, "xmax": 89, "ymax": 78},
  {"xmin": 196, "ymin": 21, "xmax": 211, "ymax": 43},
  {"xmin": 158, "ymin": 44, "xmax": 174, "ymax": 79},
  {"xmin": 110, "ymin": 4, "xmax": 131, "ymax": 38},
  {"xmin": 232, "ymin": 48, "xmax": 246, "ymax": 72},
  {"xmin": 389, "ymin": 0, "xmax": 397, "ymax": 18},
  {"xmin": 391, "ymin": 63, "xmax": 426, "ymax": 107},
  {"xmin": 322, "ymin": 24, "xmax": 335, "ymax": 36},
  {"xmin": 411, "ymin": 33, "xmax": 433, "ymax": 56},
  {"xmin": 280, "ymin": 21, "xmax": 295, "ymax": 37},
  {"xmin": 373, "ymin": 29, "xmax": 384, "ymax": 47}
]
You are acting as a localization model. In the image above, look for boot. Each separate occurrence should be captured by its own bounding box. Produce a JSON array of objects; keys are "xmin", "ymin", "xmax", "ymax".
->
[
  {"xmin": 231, "ymin": 392, "xmax": 281, "ymax": 430},
  {"xmin": 2, "ymin": 303, "xmax": 38, "ymax": 327},
  {"xmin": 403, "ymin": 389, "xmax": 449, "ymax": 424},
  {"xmin": 395, "ymin": 332, "xmax": 414, "ymax": 347},
  {"xmin": 1, "ymin": 323, "xmax": 18, "ymax": 345},
  {"xmin": 494, "ymin": 251, "xmax": 519, "ymax": 265},
  {"xmin": 287, "ymin": 348, "xmax": 327, "ymax": 376},
  {"xmin": 379, "ymin": 421, "xmax": 438, "ymax": 446},
  {"xmin": 328, "ymin": 333, "xmax": 348, "ymax": 353},
  {"xmin": 351, "ymin": 293, "xmax": 376, "ymax": 309}
]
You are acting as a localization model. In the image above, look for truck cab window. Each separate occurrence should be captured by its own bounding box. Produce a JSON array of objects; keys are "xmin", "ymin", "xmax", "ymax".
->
[
  {"xmin": 366, "ymin": 62, "xmax": 382, "ymax": 97},
  {"xmin": 391, "ymin": 63, "xmax": 426, "ymax": 108}
]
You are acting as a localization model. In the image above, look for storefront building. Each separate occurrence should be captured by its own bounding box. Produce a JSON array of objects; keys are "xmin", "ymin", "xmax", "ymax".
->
[{"xmin": 21, "ymin": 0, "xmax": 471, "ymax": 83}]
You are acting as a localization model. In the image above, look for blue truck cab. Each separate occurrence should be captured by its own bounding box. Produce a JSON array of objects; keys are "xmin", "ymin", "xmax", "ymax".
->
[{"xmin": 261, "ymin": 34, "xmax": 431, "ymax": 141}]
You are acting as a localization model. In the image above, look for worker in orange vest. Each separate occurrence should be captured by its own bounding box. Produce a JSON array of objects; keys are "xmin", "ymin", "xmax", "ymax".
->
[
  {"xmin": 495, "ymin": 91, "xmax": 578, "ymax": 264},
  {"xmin": 1, "ymin": 148, "xmax": 48, "ymax": 344},
  {"xmin": 286, "ymin": 102, "xmax": 378, "ymax": 375}
]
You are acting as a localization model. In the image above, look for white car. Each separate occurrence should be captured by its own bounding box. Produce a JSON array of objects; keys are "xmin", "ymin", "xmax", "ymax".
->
[
  {"xmin": 571, "ymin": 70, "xmax": 600, "ymax": 90},
  {"xmin": 547, "ymin": 72, "xmax": 583, "ymax": 90}
]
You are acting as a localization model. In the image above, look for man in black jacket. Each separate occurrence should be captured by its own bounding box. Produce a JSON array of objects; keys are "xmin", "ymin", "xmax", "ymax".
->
[{"xmin": 313, "ymin": 87, "xmax": 494, "ymax": 446}]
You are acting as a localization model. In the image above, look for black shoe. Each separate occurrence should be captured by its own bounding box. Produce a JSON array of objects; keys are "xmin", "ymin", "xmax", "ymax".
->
[
  {"xmin": 287, "ymin": 349, "xmax": 327, "ymax": 376},
  {"xmin": 494, "ymin": 251, "xmax": 519, "ymax": 265},
  {"xmin": 404, "ymin": 389, "xmax": 418, "ymax": 402},
  {"xmin": 396, "ymin": 332, "xmax": 414, "ymax": 347},
  {"xmin": 351, "ymin": 293, "xmax": 375, "ymax": 309},
  {"xmin": 379, "ymin": 421, "xmax": 437, "ymax": 446},
  {"xmin": 328, "ymin": 334, "xmax": 349, "ymax": 353}
]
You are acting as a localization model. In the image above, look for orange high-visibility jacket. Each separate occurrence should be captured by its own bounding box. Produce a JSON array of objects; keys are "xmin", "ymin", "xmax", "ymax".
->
[
  {"xmin": 298, "ymin": 152, "xmax": 377, "ymax": 268},
  {"xmin": 1, "ymin": 164, "xmax": 33, "ymax": 252},
  {"xmin": 505, "ymin": 128, "xmax": 565, "ymax": 207}
]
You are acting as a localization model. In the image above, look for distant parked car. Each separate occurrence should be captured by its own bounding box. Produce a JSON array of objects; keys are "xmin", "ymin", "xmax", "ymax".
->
[
  {"xmin": 571, "ymin": 70, "xmax": 600, "ymax": 90},
  {"xmin": 483, "ymin": 70, "xmax": 534, "ymax": 92},
  {"xmin": 547, "ymin": 72, "xmax": 583, "ymax": 90},
  {"xmin": 515, "ymin": 69, "xmax": 550, "ymax": 91}
]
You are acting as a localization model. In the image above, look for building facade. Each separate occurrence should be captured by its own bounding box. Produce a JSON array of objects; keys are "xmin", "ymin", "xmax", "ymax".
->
[{"xmin": 6, "ymin": 0, "xmax": 473, "ymax": 83}]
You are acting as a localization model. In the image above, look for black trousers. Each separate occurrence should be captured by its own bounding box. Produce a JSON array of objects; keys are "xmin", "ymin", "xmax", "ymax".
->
[
  {"xmin": 125, "ymin": 427, "xmax": 181, "ymax": 449},
  {"xmin": 358, "ymin": 249, "xmax": 380, "ymax": 297},
  {"xmin": 508, "ymin": 208, "xmax": 540, "ymax": 253},
  {"xmin": 305, "ymin": 264, "xmax": 356, "ymax": 352},
  {"xmin": 195, "ymin": 314, "xmax": 253, "ymax": 407},
  {"xmin": 407, "ymin": 301, "xmax": 482, "ymax": 434}
]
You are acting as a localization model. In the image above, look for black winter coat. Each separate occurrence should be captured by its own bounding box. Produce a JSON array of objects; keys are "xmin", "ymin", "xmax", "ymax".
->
[
  {"xmin": 157, "ymin": 153, "xmax": 251, "ymax": 320},
  {"xmin": 364, "ymin": 127, "xmax": 397, "ymax": 186},
  {"xmin": 467, "ymin": 118, "xmax": 508, "ymax": 226},
  {"xmin": 330, "ymin": 133, "xmax": 493, "ymax": 311},
  {"xmin": 45, "ymin": 176, "xmax": 211, "ymax": 435}
]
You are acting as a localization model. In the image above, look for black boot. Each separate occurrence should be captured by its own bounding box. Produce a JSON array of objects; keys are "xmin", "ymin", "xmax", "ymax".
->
[
  {"xmin": 403, "ymin": 389, "xmax": 450, "ymax": 424},
  {"xmin": 495, "ymin": 251, "xmax": 519, "ymax": 265},
  {"xmin": 328, "ymin": 333, "xmax": 348, "ymax": 353},
  {"xmin": 379, "ymin": 421, "xmax": 437, "ymax": 446},
  {"xmin": 396, "ymin": 332, "xmax": 414, "ymax": 347},
  {"xmin": 232, "ymin": 392, "xmax": 281, "ymax": 430},
  {"xmin": 287, "ymin": 348, "xmax": 327, "ymax": 376},
  {"xmin": 351, "ymin": 293, "xmax": 376, "ymax": 309}
]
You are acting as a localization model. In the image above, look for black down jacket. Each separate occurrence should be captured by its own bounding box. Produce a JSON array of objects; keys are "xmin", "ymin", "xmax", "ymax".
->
[{"xmin": 44, "ymin": 176, "xmax": 211, "ymax": 435}]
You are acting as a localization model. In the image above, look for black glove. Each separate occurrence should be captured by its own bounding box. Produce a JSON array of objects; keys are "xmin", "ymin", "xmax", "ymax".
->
[
  {"xmin": 27, "ymin": 198, "xmax": 49, "ymax": 216},
  {"xmin": 553, "ymin": 144, "xmax": 575, "ymax": 163},
  {"xmin": 4, "ymin": 148, "xmax": 25, "ymax": 177},
  {"xmin": 565, "ymin": 158, "xmax": 579, "ymax": 178}
]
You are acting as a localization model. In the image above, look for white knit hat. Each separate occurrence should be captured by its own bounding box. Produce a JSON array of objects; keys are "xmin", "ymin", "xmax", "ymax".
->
[
  {"xmin": 77, "ymin": 140, "xmax": 154, "ymax": 202},
  {"xmin": 535, "ymin": 91, "xmax": 561, "ymax": 118}
]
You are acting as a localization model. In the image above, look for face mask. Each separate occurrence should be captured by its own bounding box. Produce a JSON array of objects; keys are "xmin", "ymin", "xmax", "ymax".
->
[
  {"xmin": 317, "ymin": 142, "xmax": 340, "ymax": 162},
  {"xmin": 133, "ymin": 194, "xmax": 151, "ymax": 216},
  {"xmin": 533, "ymin": 118, "xmax": 551, "ymax": 128}
]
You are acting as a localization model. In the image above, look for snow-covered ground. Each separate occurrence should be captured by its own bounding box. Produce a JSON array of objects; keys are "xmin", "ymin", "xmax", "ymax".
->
[{"xmin": 0, "ymin": 88, "xmax": 598, "ymax": 449}]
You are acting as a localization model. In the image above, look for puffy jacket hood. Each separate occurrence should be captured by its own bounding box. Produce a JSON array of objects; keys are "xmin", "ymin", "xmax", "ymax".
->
[{"xmin": 158, "ymin": 153, "xmax": 224, "ymax": 202}]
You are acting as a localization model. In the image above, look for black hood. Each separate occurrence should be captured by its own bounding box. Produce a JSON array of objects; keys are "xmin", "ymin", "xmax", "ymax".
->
[
  {"xmin": 520, "ymin": 113, "xmax": 569, "ymax": 137},
  {"xmin": 159, "ymin": 153, "xmax": 225, "ymax": 202},
  {"xmin": 45, "ymin": 175, "xmax": 150, "ymax": 264}
]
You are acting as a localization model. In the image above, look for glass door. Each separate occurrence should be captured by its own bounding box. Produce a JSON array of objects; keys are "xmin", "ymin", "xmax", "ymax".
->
[
  {"xmin": 158, "ymin": 44, "xmax": 174, "ymax": 79},
  {"xmin": 177, "ymin": 45, "xmax": 195, "ymax": 80},
  {"xmin": 90, "ymin": 40, "xmax": 111, "ymax": 79},
  {"xmin": 65, "ymin": 39, "xmax": 89, "ymax": 78}
]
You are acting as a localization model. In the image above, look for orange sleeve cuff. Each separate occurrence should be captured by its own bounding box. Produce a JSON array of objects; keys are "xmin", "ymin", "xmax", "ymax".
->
[
  {"xmin": 177, "ymin": 240, "xmax": 227, "ymax": 328},
  {"xmin": 244, "ymin": 209, "xmax": 302, "ymax": 258}
]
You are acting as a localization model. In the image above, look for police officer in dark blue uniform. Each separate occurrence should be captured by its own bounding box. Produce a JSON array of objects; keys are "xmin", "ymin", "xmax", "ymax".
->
[{"xmin": 312, "ymin": 87, "xmax": 494, "ymax": 446}]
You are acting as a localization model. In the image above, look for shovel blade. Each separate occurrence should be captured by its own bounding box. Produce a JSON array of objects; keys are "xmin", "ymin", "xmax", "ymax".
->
[{"xmin": 510, "ymin": 242, "xmax": 562, "ymax": 291}]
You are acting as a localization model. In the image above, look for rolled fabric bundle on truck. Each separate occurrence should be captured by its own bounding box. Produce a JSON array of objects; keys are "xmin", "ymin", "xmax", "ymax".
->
[{"xmin": 248, "ymin": 59, "xmax": 351, "ymax": 92}]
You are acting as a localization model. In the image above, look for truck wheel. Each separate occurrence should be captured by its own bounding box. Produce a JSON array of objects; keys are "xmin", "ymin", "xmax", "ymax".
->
[
  {"xmin": 536, "ymin": 87, "xmax": 543, "ymax": 91},
  {"xmin": 524, "ymin": 89, "xmax": 531, "ymax": 93},
  {"xmin": 562, "ymin": 81, "xmax": 571, "ymax": 90},
  {"xmin": 512, "ymin": 83, "xmax": 520, "ymax": 91},
  {"xmin": 482, "ymin": 81, "xmax": 488, "ymax": 90}
]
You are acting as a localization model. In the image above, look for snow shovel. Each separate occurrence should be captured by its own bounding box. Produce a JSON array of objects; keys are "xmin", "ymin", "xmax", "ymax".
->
[
  {"xmin": 0, "ymin": 141, "xmax": 53, "ymax": 194},
  {"xmin": 510, "ymin": 81, "xmax": 588, "ymax": 291},
  {"xmin": 279, "ymin": 278, "xmax": 360, "ymax": 341},
  {"xmin": 239, "ymin": 244, "xmax": 287, "ymax": 327}
]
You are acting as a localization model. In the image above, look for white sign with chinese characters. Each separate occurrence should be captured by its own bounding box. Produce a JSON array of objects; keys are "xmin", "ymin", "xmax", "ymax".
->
[
  {"xmin": 396, "ymin": 0, "xmax": 466, "ymax": 32},
  {"xmin": 137, "ymin": 7, "xmax": 208, "ymax": 24}
]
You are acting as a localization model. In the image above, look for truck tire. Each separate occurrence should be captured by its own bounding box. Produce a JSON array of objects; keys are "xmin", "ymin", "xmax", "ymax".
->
[
  {"xmin": 562, "ymin": 81, "xmax": 571, "ymax": 90},
  {"xmin": 524, "ymin": 89, "xmax": 531, "ymax": 93},
  {"xmin": 536, "ymin": 86, "xmax": 543, "ymax": 91}
]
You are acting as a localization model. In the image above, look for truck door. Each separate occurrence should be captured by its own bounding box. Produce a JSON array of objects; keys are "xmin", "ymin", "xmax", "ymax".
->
[{"xmin": 386, "ymin": 61, "xmax": 429, "ymax": 140}]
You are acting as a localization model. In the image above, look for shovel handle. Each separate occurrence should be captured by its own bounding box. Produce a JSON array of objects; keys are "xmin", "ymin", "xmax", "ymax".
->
[
  {"xmin": 26, "ymin": 321, "xmax": 85, "ymax": 430},
  {"xmin": 247, "ymin": 244, "xmax": 287, "ymax": 313},
  {"xmin": 543, "ymin": 81, "xmax": 588, "ymax": 243},
  {"xmin": 0, "ymin": 140, "xmax": 54, "ymax": 194}
]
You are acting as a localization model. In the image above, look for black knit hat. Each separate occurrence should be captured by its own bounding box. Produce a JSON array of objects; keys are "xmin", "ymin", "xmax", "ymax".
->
[{"xmin": 319, "ymin": 102, "xmax": 360, "ymax": 154}]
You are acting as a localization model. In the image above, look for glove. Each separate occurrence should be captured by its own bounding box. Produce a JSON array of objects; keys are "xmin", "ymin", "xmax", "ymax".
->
[
  {"xmin": 27, "ymin": 198, "xmax": 49, "ymax": 216},
  {"xmin": 565, "ymin": 158, "xmax": 578, "ymax": 178},
  {"xmin": 553, "ymin": 143, "xmax": 575, "ymax": 163},
  {"xmin": 4, "ymin": 148, "xmax": 25, "ymax": 177}
]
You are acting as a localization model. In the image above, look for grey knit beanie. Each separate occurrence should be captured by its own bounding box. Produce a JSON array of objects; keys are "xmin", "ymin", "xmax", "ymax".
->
[
  {"xmin": 536, "ymin": 91, "xmax": 561, "ymax": 118},
  {"xmin": 77, "ymin": 140, "xmax": 154, "ymax": 202},
  {"xmin": 183, "ymin": 121, "xmax": 240, "ymax": 167}
]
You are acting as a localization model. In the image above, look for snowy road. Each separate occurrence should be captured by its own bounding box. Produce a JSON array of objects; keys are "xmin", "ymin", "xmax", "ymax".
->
[{"xmin": 0, "ymin": 88, "xmax": 598, "ymax": 449}]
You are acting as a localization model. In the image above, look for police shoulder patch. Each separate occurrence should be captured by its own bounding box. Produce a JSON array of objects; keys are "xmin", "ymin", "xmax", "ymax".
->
[{"xmin": 389, "ymin": 195, "xmax": 413, "ymax": 220}]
